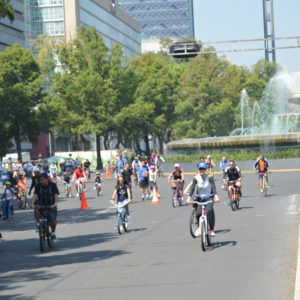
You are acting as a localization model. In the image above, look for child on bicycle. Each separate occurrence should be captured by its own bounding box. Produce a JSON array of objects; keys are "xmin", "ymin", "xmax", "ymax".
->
[
  {"xmin": 94, "ymin": 172, "xmax": 102, "ymax": 195},
  {"xmin": 110, "ymin": 176, "xmax": 132, "ymax": 224},
  {"xmin": 62, "ymin": 171, "xmax": 72, "ymax": 197}
]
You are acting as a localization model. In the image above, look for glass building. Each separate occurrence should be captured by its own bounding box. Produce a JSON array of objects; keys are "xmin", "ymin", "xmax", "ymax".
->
[
  {"xmin": 0, "ymin": 0, "xmax": 26, "ymax": 51},
  {"xmin": 117, "ymin": 0, "xmax": 195, "ymax": 40},
  {"xmin": 25, "ymin": 0, "xmax": 141, "ymax": 57}
]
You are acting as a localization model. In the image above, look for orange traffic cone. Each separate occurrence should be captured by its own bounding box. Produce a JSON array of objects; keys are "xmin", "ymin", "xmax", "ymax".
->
[
  {"xmin": 80, "ymin": 192, "xmax": 88, "ymax": 209},
  {"xmin": 106, "ymin": 168, "xmax": 111, "ymax": 180},
  {"xmin": 150, "ymin": 185, "xmax": 161, "ymax": 205}
]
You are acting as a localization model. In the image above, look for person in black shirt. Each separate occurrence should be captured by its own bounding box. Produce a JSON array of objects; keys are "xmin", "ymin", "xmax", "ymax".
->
[
  {"xmin": 224, "ymin": 160, "xmax": 242, "ymax": 196},
  {"xmin": 32, "ymin": 173, "xmax": 59, "ymax": 241},
  {"xmin": 121, "ymin": 162, "xmax": 134, "ymax": 189},
  {"xmin": 28, "ymin": 169, "xmax": 40, "ymax": 196}
]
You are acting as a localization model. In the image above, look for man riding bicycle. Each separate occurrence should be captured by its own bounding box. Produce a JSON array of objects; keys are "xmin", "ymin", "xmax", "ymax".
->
[
  {"xmin": 186, "ymin": 162, "xmax": 220, "ymax": 237},
  {"xmin": 32, "ymin": 173, "xmax": 59, "ymax": 241},
  {"xmin": 167, "ymin": 163, "xmax": 185, "ymax": 203},
  {"xmin": 72, "ymin": 165, "xmax": 87, "ymax": 197},
  {"xmin": 254, "ymin": 153, "xmax": 270, "ymax": 193},
  {"xmin": 224, "ymin": 160, "xmax": 242, "ymax": 196}
]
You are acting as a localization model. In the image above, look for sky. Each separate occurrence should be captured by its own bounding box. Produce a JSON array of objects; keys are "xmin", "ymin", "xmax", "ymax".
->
[{"xmin": 193, "ymin": 0, "xmax": 300, "ymax": 72}]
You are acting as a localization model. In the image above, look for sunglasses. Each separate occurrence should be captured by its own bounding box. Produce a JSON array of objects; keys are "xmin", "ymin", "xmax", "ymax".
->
[{"xmin": 199, "ymin": 168, "xmax": 206, "ymax": 171}]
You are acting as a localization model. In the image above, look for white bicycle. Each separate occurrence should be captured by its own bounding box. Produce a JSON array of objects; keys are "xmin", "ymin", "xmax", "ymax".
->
[
  {"xmin": 191, "ymin": 199, "xmax": 213, "ymax": 251},
  {"xmin": 112, "ymin": 200, "xmax": 130, "ymax": 235}
]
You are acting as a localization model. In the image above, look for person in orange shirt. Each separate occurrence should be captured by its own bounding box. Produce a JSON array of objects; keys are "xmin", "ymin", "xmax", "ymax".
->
[
  {"xmin": 16, "ymin": 172, "xmax": 27, "ymax": 208},
  {"xmin": 254, "ymin": 153, "xmax": 270, "ymax": 193},
  {"xmin": 72, "ymin": 165, "xmax": 87, "ymax": 197}
]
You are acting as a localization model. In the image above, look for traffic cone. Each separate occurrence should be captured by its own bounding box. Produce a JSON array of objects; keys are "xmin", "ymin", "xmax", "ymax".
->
[
  {"xmin": 150, "ymin": 185, "xmax": 161, "ymax": 205},
  {"xmin": 80, "ymin": 192, "xmax": 88, "ymax": 209}
]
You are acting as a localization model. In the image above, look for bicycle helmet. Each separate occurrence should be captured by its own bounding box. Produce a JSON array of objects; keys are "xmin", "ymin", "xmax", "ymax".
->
[
  {"xmin": 5, "ymin": 181, "xmax": 11, "ymax": 186},
  {"xmin": 150, "ymin": 165, "xmax": 156, "ymax": 170},
  {"xmin": 197, "ymin": 162, "xmax": 207, "ymax": 169},
  {"xmin": 96, "ymin": 172, "xmax": 100, "ymax": 175},
  {"xmin": 174, "ymin": 163, "xmax": 180, "ymax": 168}
]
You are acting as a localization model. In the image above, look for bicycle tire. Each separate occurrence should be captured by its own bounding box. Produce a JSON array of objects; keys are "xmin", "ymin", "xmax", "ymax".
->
[
  {"xmin": 201, "ymin": 221, "xmax": 206, "ymax": 252},
  {"xmin": 189, "ymin": 209, "xmax": 198, "ymax": 238},
  {"xmin": 235, "ymin": 197, "xmax": 240, "ymax": 210},
  {"xmin": 172, "ymin": 196, "xmax": 177, "ymax": 208},
  {"xmin": 206, "ymin": 231, "xmax": 212, "ymax": 247},
  {"xmin": 39, "ymin": 223, "xmax": 46, "ymax": 252},
  {"xmin": 21, "ymin": 195, "xmax": 27, "ymax": 209},
  {"xmin": 117, "ymin": 215, "xmax": 124, "ymax": 234},
  {"xmin": 124, "ymin": 214, "xmax": 128, "ymax": 232},
  {"xmin": 230, "ymin": 197, "xmax": 236, "ymax": 211},
  {"xmin": 97, "ymin": 188, "xmax": 100, "ymax": 197},
  {"xmin": 46, "ymin": 226, "xmax": 53, "ymax": 248}
]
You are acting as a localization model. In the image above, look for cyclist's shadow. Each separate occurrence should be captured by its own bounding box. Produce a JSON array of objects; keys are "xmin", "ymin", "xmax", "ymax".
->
[{"xmin": 210, "ymin": 240, "xmax": 237, "ymax": 250}]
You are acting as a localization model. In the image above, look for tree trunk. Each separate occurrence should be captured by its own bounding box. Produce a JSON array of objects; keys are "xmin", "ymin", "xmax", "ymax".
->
[
  {"xmin": 96, "ymin": 133, "xmax": 103, "ymax": 170},
  {"xmin": 144, "ymin": 134, "xmax": 150, "ymax": 157},
  {"xmin": 158, "ymin": 134, "xmax": 164, "ymax": 154},
  {"xmin": 15, "ymin": 121, "xmax": 22, "ymax": 162}
]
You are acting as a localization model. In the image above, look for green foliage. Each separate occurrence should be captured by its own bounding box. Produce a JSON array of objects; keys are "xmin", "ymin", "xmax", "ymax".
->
[
  {"xmin": 0, "ymin": 45, "xmax": 42, "ymax": 160},
  {"xmin": 0, "ymin": 0, "xmax": 14, "ymax": 21}
]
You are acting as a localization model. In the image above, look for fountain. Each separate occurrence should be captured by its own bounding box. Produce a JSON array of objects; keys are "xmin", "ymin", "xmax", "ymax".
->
[{"xmin": 166, "ymin": 71, "xmax": 300, "ymax": 154}]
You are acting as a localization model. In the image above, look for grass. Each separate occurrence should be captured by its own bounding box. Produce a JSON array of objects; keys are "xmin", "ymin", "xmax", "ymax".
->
[{"xmin": 164, "ymin": 148, "xmax": 300, "ymax": 163}]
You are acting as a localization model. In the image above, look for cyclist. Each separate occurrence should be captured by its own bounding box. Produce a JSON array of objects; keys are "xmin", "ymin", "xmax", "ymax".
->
[
  {"xmin": 62, "ymin": 171, "xmax": 72, "ymax": 197},
  {"xmin": 155, "ymin": 153, "xmax": 165, "ymax": 175},
  {"xmin": 32, "ymin": 173, "xmax": 59, "ymax": 242},
  {"xmin": 49, "ymin": 163, "xmax": 58, "ymax": 178},
  {"xmin": 83, "ymin": 159, "xmax": 91, "ymax": 179},
  {"xmin": 94, "ymin": 172, "xmax": 102, "ymax": 195},
  {"xmin": 110, "ymin": 175, "xmax": 132, "ymax": 226},
  {"xmin": 224, "ymin": 160, "xmax": 242, "ymax": 196},
  {"xmin": 219, "ymin": 156, "xmax": 230, "ymax": 188},
  {"xmin": 254, "ymin": 153, "xmax": 270, "ymax": 193},
  {"xmin": 205, "ymin": 155, "xmax": 215, "ymax": 175},
  {"xmin": 72, "ymin": 165, "xmax": 87, "ymax": 196},
  {"xmin": 167, "ymin": 163, "xmax": 185, "ymax": 203},
  {"xmin": 186, "ymin": 162, "xmax": 220, "ymax": 237},
  {"xmin": 29, "ymin": 169, "xmax": 40, "ymax": 196},
  {"xmin": 137, "ymin": 160, "xmax": 150, "ymax": 201},
  {"xmin": 16, "ymin": 172, "xmax": 27, "ymax": 208},
  {"xmin": 1, "ymin": 181, "xmax": 15, "ymax": 220}
]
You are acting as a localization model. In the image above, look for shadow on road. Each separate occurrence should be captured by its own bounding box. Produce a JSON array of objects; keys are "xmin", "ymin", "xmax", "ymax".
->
[
  {"xmin": 212, "ymin": 240, "xmax": 237, "ymax": 249},
  {"xmin": 215, "ymin": 229, "xmax": 231, "ymax": 234},
  {"xmin": 238, "ymin": 206, "xmax": 254, "ymax": 210}
]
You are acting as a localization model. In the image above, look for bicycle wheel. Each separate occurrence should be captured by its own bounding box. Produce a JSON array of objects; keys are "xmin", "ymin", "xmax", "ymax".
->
[
  {"xmin": 201, "ymin": 221, "xmax": 207, "ymax": 252},
  {"xmin": 46, "ymin": 226, "xmax": 53, "ymax": 248},
  {"xmin": 230, "ymin": 196, "xmax": 236, "ymax": 211},
  {"xmin": 39, "ymin": 223, "xmax": 46, "ymax": 252},
  {"xmin": 172, "ymin": 196, "xmax": 177, "ymax": 208},
  {"xmin": 235, "ymin": 197, "xmax": 240, "ymax": 210},
  {"xmin": 263, "ymin": 178, "xmax": 267, "ymax": 197},
  {"xmin": 189, "ymin": 209, "xmax": 198, "ymax": 238},
  {"xmin": 117, "ymin": 214, "xmax": 124, "ymax": 234},
  {"xmin": 21, "ymin": 195, "xmax": 27, "ymax": 209},
  {"xmin": 206, "ymin": 231, "xmax": 212, "ymax": 247},
  {"xmin": 97, "ymin": 187, "xmax": 100, "ymax": 197},
  {"xmin": 124, "ymin": 214, "xmax": 128, "ymax": 232}
]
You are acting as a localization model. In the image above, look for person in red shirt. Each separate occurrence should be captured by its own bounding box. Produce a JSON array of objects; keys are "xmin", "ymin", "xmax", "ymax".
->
[
  {"xmin": 72, "ymin": 165, "xmax": 87, "ymax": 196},
  {"xmin": 17, "ymin": 172, "xmax": 27, "ymax": 208}
]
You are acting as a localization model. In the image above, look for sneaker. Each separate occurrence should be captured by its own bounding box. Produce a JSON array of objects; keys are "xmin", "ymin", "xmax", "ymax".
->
[
  {"xmin": 51, "ymin": 233, "xmax": 57, "ymax": 243},
  {"xmin": 266, "ymin": 182, "xmax": 270, "ymax": 188},
  {"xmin": 2, "ymin": 216, "xmax": 8, "ymax": 220},
  {"xmin": 221, "ymin": 185, "xmax": 224, "ymax": 189},
  {"xmin": 195, "ymin": 227, "xmax": 201, "ymax": 237},
  {"xmin": 99, "ymin": 191, "xmax": 103, "ymax": 196},
  {"xmin": 260, "ymin": 188, "xmax": 264, "ymax": 193},
  {"xmin": 210, "ymin": 231, "xmax": 216, "ymax": 237},
  {"xmin": 76, "ymin": 193, "xmax": 79, "ymax": 197},
  {"xmin": 141, "ymin": 195, "xmax": 145, "ymax": 201}
]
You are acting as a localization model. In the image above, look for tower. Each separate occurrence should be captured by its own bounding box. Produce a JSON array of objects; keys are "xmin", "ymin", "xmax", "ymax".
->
[{"xmin": 262, "ymin": 0, "xmax": 276, "ymax": 62}]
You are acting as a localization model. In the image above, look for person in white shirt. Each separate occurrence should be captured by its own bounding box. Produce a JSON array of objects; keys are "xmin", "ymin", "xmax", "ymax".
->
[{"xmin": 149, "ymin": 165, "xmax": 160, "ymax": 198}]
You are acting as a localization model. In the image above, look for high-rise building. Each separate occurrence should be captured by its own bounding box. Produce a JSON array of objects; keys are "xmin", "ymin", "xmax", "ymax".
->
[
  {"xmin": 0, "ymin": 0, "xmax": 26, "ymax": 51},
  {"xmin": 117, "ymin": 0, "xmax": 194, "ymax": 52},
  {"xmin": 25, "ymin": 0, "xmax": 141, "ymax": 57}
]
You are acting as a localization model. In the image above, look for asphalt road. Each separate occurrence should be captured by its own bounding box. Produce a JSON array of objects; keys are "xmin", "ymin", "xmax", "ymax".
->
[{"xmin": 0, "ymin": 159, "xmax": 299, "ymax": 300}]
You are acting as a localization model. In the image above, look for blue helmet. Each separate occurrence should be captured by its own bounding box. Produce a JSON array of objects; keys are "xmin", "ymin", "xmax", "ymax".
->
[{"xmin": 197, "ymin": 162, "xmax": 207, "ymax": 169}]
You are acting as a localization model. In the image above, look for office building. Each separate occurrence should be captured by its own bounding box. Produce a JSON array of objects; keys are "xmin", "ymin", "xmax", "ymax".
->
[
  {"xmin": 117, "ymin": 0, "xmax": 194, "ymax": 52},
  {"xmin": 25, "ymin": 0, "xmax": 141, "ymax": 57},
  {"xmin": 0, "ymin": 0, "xmax": 26, "ymax": 51}
]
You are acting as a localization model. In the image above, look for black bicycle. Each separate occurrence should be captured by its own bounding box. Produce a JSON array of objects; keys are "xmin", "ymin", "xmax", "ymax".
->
[
  {"xmin": 228, "ymin": 180, "xmax": 240, "ymax": 211},
  {"xmin": 36, "ymin": 205, "xmax": 54, "ymax": 252}
]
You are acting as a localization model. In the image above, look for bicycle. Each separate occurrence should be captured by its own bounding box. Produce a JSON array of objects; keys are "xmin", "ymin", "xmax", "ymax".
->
[
  {"xmin": 19, "ymin": 190, "xmax": 28, "ymax": 209},
  {"xmin": 227, "ymin": 180, "xmax": 240, "ymax": 211},
  {"xmin": 170, "ymin": 180, "xmax": 182, "ymax": 208},
  {"xmin": 258, "ymin": 172, "xmax": 269, "ymax": 197},
  {"xmin": 95, "ymin": 182, "xmax": 102, "ymax": 197},
  {"xmin": 189, "ymin": 206, "xmax": 199, "ymax": 238},
  {"xmin": 191, "ymin": 199, "xmax": 213, "ymax": 252},
  {"xmin": 36, "ymin": 205, "xmax": 54, "ymax": 252},
  {"xmin": 65, "ymin": 183, "xmax": 72, "ymax": 198},
  {"xmin": 112, "ymin": 200, "xmax": 129, "ymax": 235}
]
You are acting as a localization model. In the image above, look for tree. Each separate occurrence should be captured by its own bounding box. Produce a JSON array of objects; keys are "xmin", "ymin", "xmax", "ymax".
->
[
  {"xmin": 0, "ymin": 45, "xmax": 42, "ymax": 161},
  {"xmin": 0, "ymin": 0, "xmax": 14, "ymax": 21},
  {"xmin": 46, "ymin": 26, "xmax": 125, "ymax": 169}
]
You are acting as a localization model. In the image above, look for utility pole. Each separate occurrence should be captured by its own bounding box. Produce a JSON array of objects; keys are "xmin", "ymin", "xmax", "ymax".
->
[{"xmin": 263, "ymin": 0, "xmax": 276, "ymax": 62}]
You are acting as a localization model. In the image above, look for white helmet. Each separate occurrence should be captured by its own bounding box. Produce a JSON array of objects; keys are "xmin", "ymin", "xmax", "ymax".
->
[{"xmin": 174, "ymin": 163, "xmax": 180, "ymax": 168}]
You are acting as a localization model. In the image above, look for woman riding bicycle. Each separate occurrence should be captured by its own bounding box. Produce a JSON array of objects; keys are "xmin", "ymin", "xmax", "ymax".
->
[
  {"xmin": 167, "ymin": 163, "xmax": 185, "ymax": 203},
  {"xmin": 186, "ymin": 162, "xmax": 220, "ymax": 237}
]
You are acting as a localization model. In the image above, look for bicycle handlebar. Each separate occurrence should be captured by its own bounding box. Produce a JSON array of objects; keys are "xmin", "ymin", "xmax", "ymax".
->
[{"xmin": 191, "ymin": 200, "xmax": 213, "ymax": 206}]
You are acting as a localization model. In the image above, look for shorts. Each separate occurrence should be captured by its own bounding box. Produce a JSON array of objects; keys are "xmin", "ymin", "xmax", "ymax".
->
[
  {"xmin": 38, "ymin": 206, "xmax": 57, "ymax": 221},
  {"xmin": 76, "ymin": 178, "xmax": 86, "ymax": 184},
  {"xmin": 177, "ymin": 181, "xmax": 184, "ymax": 191},
  {"xmin": 149, "ymin": 181, "xmax": 156, "ymax": 190},
  {"xmin": 139, "ymin": 179, "xmax": 149, "ymax": 188},
  {"xmin": 258, "ymin": 170, "xmax": 267, "ymax": 179}
]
